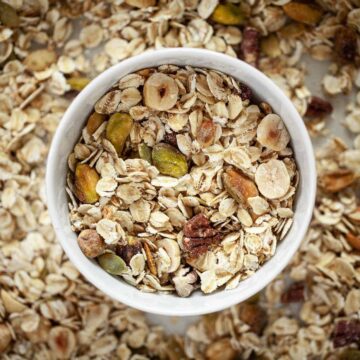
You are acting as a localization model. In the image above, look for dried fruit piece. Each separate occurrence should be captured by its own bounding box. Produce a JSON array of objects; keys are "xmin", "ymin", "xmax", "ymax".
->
[
  {"xmin": 205, "ymin": 338, "xmax": 237, "ymax": 360},
  {"xmin": 261, "ymin": 35, "xmax": 281, "ymax": 58},
  {"xmin": 319, "ymin": 169, "xmax": 355, "ymax": 193},
  {"xmin": 239, "ymin": 83, "xmax": 252, "ymax": 101},
  {"xmin": 152, "ymin": 143, "xmax": 188, "ymax": 178},
  {"xmin": 67, "ymin": 77, "xmax": 91, "ymax": 91},
  {"xmin": 163, "ymin": 132, "xmax": 178, "ymax": 147},
  {"xmin": 124, "ymin": 0, "xmax": 156, "ymax": 8},
  {"xmin": 74, "ymin": 164, "xmax": 100, "ymax": 204},
  {"xmin": 24, "ymin": 49, "xmax": 57, "ymax": 72},
  {"xmin": 86, "ymin": 112, "xmax": 107, "ymax": 135},
  {"xmin": 238, "ymin": 303, "xmax": 267, "ymax": 334},
  {"xmin": 116, "ymin": 236, "xmax": 143, "ymax": 264},
  {"xmin": 223, "ymin": 168, "xmax": 258, "ymax": 206},
  {"xmin": 334, "ymin": 26, "xmax": 358, "ymax": 62},
  {"xmin": 0, "ymin": 323, "xmax": 12, "ymax": 352},
  {"xmin": 305, "ymin": 96, "xmax": 333, "ymax": 118},
  {"xmin": 144, "ymin": 242, "xmax": 157, "ymax": 276},
  {"xmin": 77, "ymin": 229, "xmax": 106, "ymax": 258},
  {"xmin": 197, "ymin": 119, "xmax": 216, "ymax": 148},
  {"xmin": 255, "ymin": 159, "xmax": 290, "ymax": 200},
  {"xmin": 281, "ymin": 282, "xmax": 305, "ymax": 303},
  {"xmin": 98, "ymin": 253, "xmax": 127, "ymax": 275},
  {"xmin": 138, "ymin": 143, "xmax": 152, "ymax": 163},
  {"xmin": 105, "ymin": 113, "xmax": 133, "ymax": 155},
  {"xmin": 144, "ymin": 73, "xmax": 179, "ymax": 111},
  {"xmin": 95, "ymin": 90, "xmax": 122, "ymax": 114},
  {"xmin": 0, "ymin": 1, "xmax": 20, "ymax": 28},
  {"xmin": 283, "ymin": 2, "xmax": 323, "ymax": 26},
  {"xmin": 332, "ymin": 319, "xmax": 360, "ymax": 348},
  {"xmin": 210, "ymin": 3, "xmax": 245, "ymax": 26},
  {"xmin": 346, "ymin": 232, "xmax": 360, "ymax": 251},
  {"xmin": 257, "ymin": 114, "xmax": 290, "ymax": 151},
  {"xmin": 240, "ymin": 27, "xmax": 260, "ymax": 68}
]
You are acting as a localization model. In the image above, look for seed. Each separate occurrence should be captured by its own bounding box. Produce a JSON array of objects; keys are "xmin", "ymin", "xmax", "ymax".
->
[
  {"xmin": 138, "ymin": 143, "xmax": 152, "ymax": 163},
  {"xmin": 105, "ymin": 113, "xmax": 133, "ymax": 155},
  {"xmin": 86, "ymin": 112, "xmax": 107, "ymax": 135},
  {"xmin": 211, "ymin": 3, "xmax": 245, "ymax": 26},
  {"xmin": 0, "ymin": 1, "xmax": 20, "ymax": 28},
  {"xmin": 152, "ymin": 143, "xmax": 188, "ymax": 178},
  {"xmin": 67, "ymin": 77, "xmax": 91, "ymax": 91},
  {"xmin": 283, "ymin": 2, "xmax": 323, "ymax": 26},
  {"xmin": 98, "ymin": 253, "xmax": 127, "ymax": 275},
  {"xmin": 74, "ymin": 164, "xmax": 100, "ymax": 204},
  {"xmin": 77, "ymin": 229, "xmax": 106, "ymax": 258}
]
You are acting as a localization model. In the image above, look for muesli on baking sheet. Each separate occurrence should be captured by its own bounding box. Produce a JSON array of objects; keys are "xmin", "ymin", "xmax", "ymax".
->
[{"xmin": 66, "ymin": 65, "xmax": 298, "ymax": 296}]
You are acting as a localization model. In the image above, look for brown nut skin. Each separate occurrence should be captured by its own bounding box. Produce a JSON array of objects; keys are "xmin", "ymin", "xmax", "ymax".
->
[
  {"xmin": 205, "ymin": 338, "xmax": 237, "ymax": 360},
  {"xmin": 223, "ymin": 168, "xmax": 258, "ymax": 206},
  {"xmin": 77, "ymin": 229, "xmax": 106, "ymax": 258},
  {"xmin": 86, "ymin": 112, "xmax": 107, "ymax": 135},
  {"xmin": 197, "ymin": 119, "xmax": 216, "ymax": 148},
  {"xmin": 238, "ymin": 303, "xmax": 267, "ymax": 335},
  {"xmin": 105, "ymin": 113, "xmax": 133, "ymax": 155},
  {"xmin": 346, "ymin": 232, "xmax": 360, "ymax": 251},
  {"xmin": 74, "ymin": 164, "xmax": 100, "ymax": 204}
]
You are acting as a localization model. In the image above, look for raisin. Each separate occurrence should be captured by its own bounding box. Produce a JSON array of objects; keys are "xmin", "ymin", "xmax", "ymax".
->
[
  {"xmin": 281, "ymin": 282, "xmax": 305, "ymax": 303},
  {"xmin": 332, "ymin": 320, "xmax": 360, "ymax": 348},
  {"xmin": 334, "ymin": 26, "xmax": 358, "ymax": 63},
  {"xmin": 305, "ymin": 96, "xmax": 333, "ymax": 118},
  {"xmin": 239, "ymin": 27, "xmax": 260, "ymax": 68}
]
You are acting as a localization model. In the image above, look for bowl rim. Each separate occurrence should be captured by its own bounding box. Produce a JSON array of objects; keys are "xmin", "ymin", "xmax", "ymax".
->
[{"xmin": 46, "ymin": 48, "xmax": 316, "ymax": 316}]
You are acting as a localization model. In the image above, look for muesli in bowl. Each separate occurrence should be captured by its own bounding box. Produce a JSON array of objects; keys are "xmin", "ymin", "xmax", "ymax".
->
[{"xmin": 66, "ymin": 65, "xmax": 298, "ymax": 297}]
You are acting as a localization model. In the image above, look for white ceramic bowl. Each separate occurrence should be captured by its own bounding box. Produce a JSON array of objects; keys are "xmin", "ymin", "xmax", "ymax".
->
[{"xmin": 46, "ymin": 48, "xmax": 316, "ymax": 316}]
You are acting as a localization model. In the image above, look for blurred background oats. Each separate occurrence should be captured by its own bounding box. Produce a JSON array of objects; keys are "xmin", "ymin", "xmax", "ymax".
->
[{"xmin": 0, "ymin": 0, "xmax": 359, "ymax": 359}]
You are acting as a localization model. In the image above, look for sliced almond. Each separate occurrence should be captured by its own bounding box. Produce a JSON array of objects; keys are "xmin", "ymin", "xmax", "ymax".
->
[
  {"xmin": 255, "ymin": 159, "xmax": 290, "ymax": 199},
  {"xmin": 144, "ymin": 73, "xmax": 179, "ymax": 111},
  {"xmin": 257, "ymin": 114, "xmax": 290, "ymax": 151}
]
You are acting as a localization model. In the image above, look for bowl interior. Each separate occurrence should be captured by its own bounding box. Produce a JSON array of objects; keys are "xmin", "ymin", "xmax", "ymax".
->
[{"xmin": 46, "ymin": 48, "xmax": 316, "ymax": 316}]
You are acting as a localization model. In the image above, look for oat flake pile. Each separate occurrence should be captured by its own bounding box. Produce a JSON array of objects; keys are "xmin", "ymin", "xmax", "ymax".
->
[{"xmin": 0, "ymin": 0, "xmax": 360, "ymax": 359}]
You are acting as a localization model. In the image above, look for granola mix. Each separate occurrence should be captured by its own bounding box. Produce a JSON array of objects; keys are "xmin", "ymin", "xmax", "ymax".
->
[
  {"xmin": 0, "ymin": 0, "xmax": 359, "ymax": 358},
  {"xmin": 66, "ymin": 65, "xmax": 297, "ymax": 296}
]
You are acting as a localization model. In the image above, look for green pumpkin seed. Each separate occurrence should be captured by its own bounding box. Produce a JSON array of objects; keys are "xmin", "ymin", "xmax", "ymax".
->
[
  {"xmin": 138, "ymin": 143, "xmax": 152, "ymax": 164},
  {"xmin": 98, "ymin": 253, "xmax": 127, "ymax": 275}
]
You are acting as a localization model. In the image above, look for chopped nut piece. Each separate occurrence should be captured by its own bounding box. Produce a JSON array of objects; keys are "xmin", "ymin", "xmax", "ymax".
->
[
  {"xmin": 86, "ymin": 112, "xmax": 107, "ymax": 135},
  {"xmin": 346, "ymin": 232, "xmax": 360, "ymax": 251},
  {"xmin": 205, "ymin": 338, "xmax": 237, "ymax": 360},
  {"xmin": 335, "ymin": 26, "xmax": 358, "ymax": 63},
  {"xmin": 98, "ymin": 253, "xmax": 127, "ymax": 275},
  {"xmin": 116, "ymin": 237, "xmax": 142, "ymax": 264},
  {"xmin": 197, "ymin": 119, "xmax": 216, "ymax": 148},
  {"xmin": 105, "ymin": 113, "xmax": 133, "ymax": 155},
  {"xmin": 305, "ymin": 96, "xmax": 333, "ymax": 118},
  {"xmin": 152, "ymin": 143, "xmax": 188, "ymax": 178},
  {"xmin": 319, "ymin": 169, "xmax": 355, "ymax": 193},
  {"xmin": 240, "ymin": 27, "xmax": 260, "ymax": 68},
  {"xmin": 211, "ymin": 3, "xmax": 245, "ymax": 26},
  {"xmin": 283, "ymin": 2, "xmax": 323, "ymax": 26},
  {"xmin": 48, "ymin": 326, "xmax": 76, "ymax": 359},
  {"xmin": 223, "ymin": 168, "xmax": 258, "ymax": 206},
  {"xmin": 238, "ymin": 303, "xmax": 267, "ymax": 334},
  {"xmin": 74, "ymin": 164, "xmax": 100, "ymax": 204},
  {"xmin": 77, "ymin": 229, "xmax": 106, "ymax": 258},
  {"xmin": 144, "ymin": 242, "xmax": 157, "ymax": 276},
  {"xmin": 173, "ymin": 266, "xmax": 198, "ymax": 297}
]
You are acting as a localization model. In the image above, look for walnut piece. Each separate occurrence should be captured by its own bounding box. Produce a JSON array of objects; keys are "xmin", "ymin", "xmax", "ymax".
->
[{"xmin": 172, "ymin": 266, "xmax": 198, "ymax": 297}]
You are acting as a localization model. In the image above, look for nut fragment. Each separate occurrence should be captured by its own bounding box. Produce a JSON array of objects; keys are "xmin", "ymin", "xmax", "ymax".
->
[
  {"xmin": 24, "ymin": 49, "xmax": 57, "ymax": 72},
  {"xmin": 116, "ymin": 237, "xmax": 143, "ymax": 264},
  {"xmin": 346, "ymin": 232, "xmax": 360, "ymax": 251},
  {"xmin": 67, "ymin": 77, "xmax": 91, "ymax": 91},
  {"xmin": 257, "ymin": 114, "xmax": 290, "ymax": 151},
  {"xmin": 48, "ymin": 326, "xmax": 76, "ymax": 359},
  {"xmin": 319, "ymin": 169, "xmax": 355, "ymax": 193},
  {"xmin": 138, "ymin": 143, "xmax": 152, "ymax": 163},
  {"xmin": 197, "ymin": 119, "xmax": 216, "ymax": 148},
  {"xmin": 144, "ymin": 73, "xmax": 178, "ymax": 111},
  {"xmin": 240, "ymin": 27, "xmax": 260, "ymax": 68},
  {"xmin": 77, "ymin": 229, "xmax": 106, "ymax": 258},
  {"xmin": 105, "ymin": 113, "xmax": 133, "ymax": 155},
  {"xmin": 238, "ymin": 303, "xmax": 267, "ymax": 334},
  {"xmin": 173, "ymin": 266, "xmax": 198, "ymax": 297},
  {"xmin": 283, "ymin": 2, "xmax": 323, "ymax": 25},
  {"xmin": 255, "ymin": 159, "xmax": 290, "ymax": 199},
  {"xmin": 152, "ymin": 143, "xmax": 188, "ymax": 178},
  {"xmin": 74, "ymin": 164, "xmax": 100, "ymax": 204},
  {"xmin": 305, "ymin": 96, "xmax": 333, "ymax": 118},
  {"xmin": 210, "ymin": 3, "xmax": 245, "ymax": 26},
  {"xmin": 144, "ymin": 242, "xmax": 157, "ymax": 276},
  {"xmin": 124, "ymin": 0, "xmax": 156, "ymax": 8},
  {"xmin": 86, "ymin": 112, "xmax": 107, "ymax": 135},
  {"xmin": 205, "ymin": 338, "xmax": 237, "ymax": 360},
  {"xmin": 0, "ymin": 323, "xmax": 12, "ymax": 353},
  {"xmin": 334, "ymin": 26, "xmax": 358, "ymax": 62},
  {"xmin": 223, "ymin": 168, "xmax": 258, "ymax": 206},
  {"xmin": 98, "ymin": 253, "xmax": 127, "ymax": 275}
]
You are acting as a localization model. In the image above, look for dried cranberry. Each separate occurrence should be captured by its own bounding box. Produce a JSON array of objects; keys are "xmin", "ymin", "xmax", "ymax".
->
[
  {"xmin": 305, "ymin": 96, "xmax": 333, "ymax": 118},
  {"xmin": 163, "ymin": 132, "xmax": 178, "ymax": 147},
  {"xmin": 335, "ymin": 27, "xmax": 358, "ymax": 63},
  {"xmin": 332, "ymin": 320, "xmax": 360, "ymax": 348},
  {"xmin": 239, "ymin": 83, "xmax": 253, "ymax": 101},
  {"xmin": 281, "ymin": 282, "xmax": 305, "ymax": 303}
]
